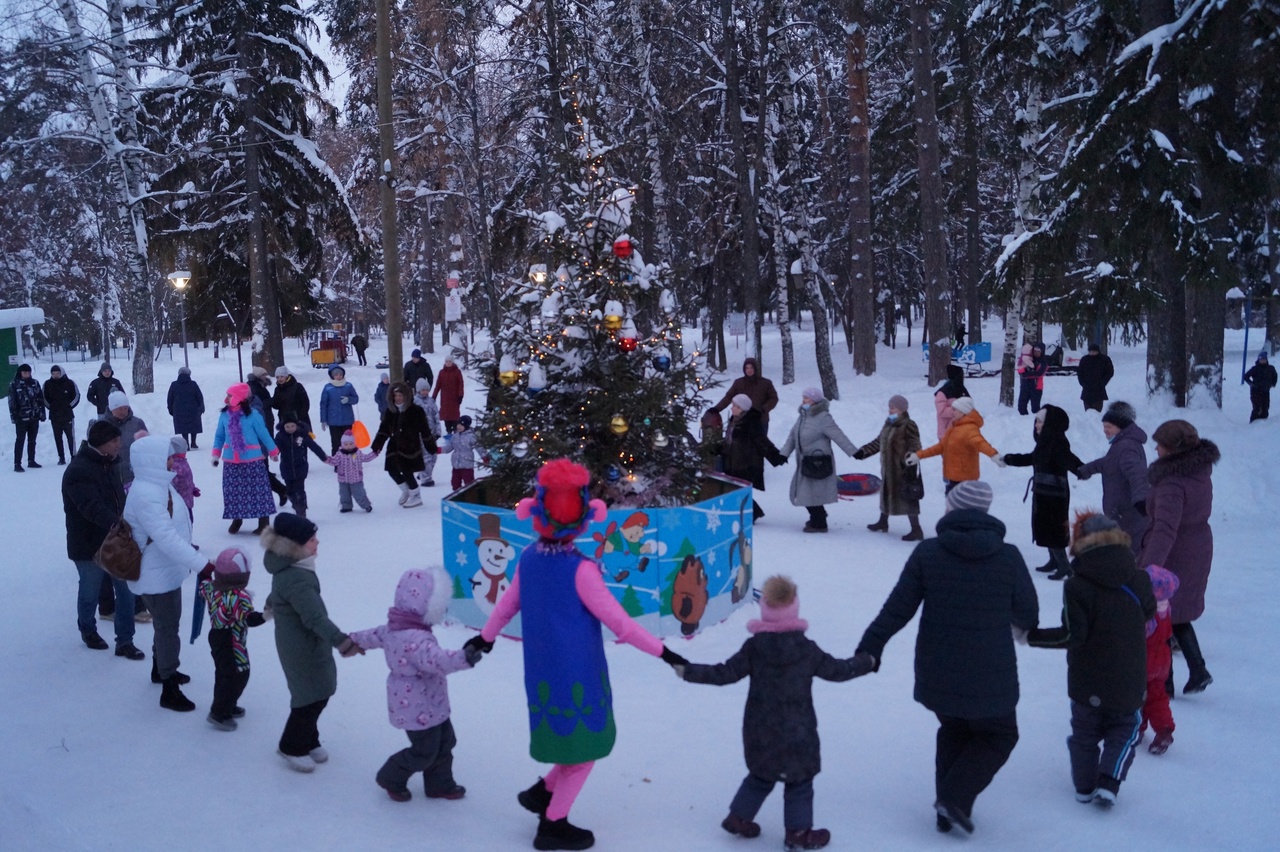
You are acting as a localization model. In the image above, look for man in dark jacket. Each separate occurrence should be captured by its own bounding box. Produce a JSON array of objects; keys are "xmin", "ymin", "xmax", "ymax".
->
[
  {"xmin": 712, "ymin": 358, "xmax": 780, "ymax": 434},
  {"xmin": 86, "ymin": 362, "xmax": 125, "ymax": 415},
  {"xmin": 1028, "ymin": 513, "xmax": 1155, "ymax": 807},
  {"xmin": 857, "ymin": 480, "xmax": 1038, "ymax": 836},
  {"xmin": 404, "ymin": 348, "xmax": 433, "ymax": 390},
  {"xmin": 166, "ymin": 366, "xmax": 205, "ymax": 448},
  {"xmin": 272, "ymin": 365, "xmax": 311, "ymax": 425},
  {"xmin": 43, "ymin": 365, "xmax": 80, "ymax": 465},
  {"xmin": 8, "ymin": 363, "xmax": 46, "ymax": 471},
  {"xmin": 247, "ymin": 366, "xmax": 276, "ymax": 432},
  {"xmin": 1076, "ymin": 343, "xmax": 1115, "ymax": 412},
  {"xmin": 1244, "ymin": 351, "xmax": 1278, "ymax": 422},
  {"xmin": 61, "ymin": 420, "xmax": 142, "ymax": 658},
  {"xmin": 350, "ymin": 333, "xmax": 369, "ymax": 366}
]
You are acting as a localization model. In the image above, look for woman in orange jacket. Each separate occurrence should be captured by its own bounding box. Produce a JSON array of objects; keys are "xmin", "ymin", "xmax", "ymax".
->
[{"xmin": 906, "ymin": 397, "xmax": 1005, "ymax": 492}]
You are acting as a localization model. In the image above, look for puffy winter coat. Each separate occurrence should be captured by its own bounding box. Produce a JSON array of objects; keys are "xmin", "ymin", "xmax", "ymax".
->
[
  {"xmin": 275, "ymin": 424, "xmax": 327, "ymax": 482},
  {"xmin": 61, "ymin": 442, "xmax": 126, "ymax": 560},
  {"xmin": 123, "ymin": 436, "xmax": 208, "ymax": 596},
  {"xmin": 212, "ymin": 408, "xmax": 277, "ymax": 464},
  {"xmin": 712, "ymin": 358, "xmax": 780, "ymax": 429},
  {"xmin": 933, "ymin": 365, "xmax": 968, "ymax": 438},
  {"xmin": 96, "ymin": 409, "xmax": 148, "ymax": 485},
  {"xmin": 8, "ymin": 373, "xmax": 45, "ymax": 423},
  {"xmin": 720, "ymin": 407, "xmax": 781, "ymax": 491},
  {"xmin": 349, "ymin": 569, "xmax": 472, "ymax": 731},
  {"xmin": 1001, "ymin": 405, "xmax": 1083, "ymax": 548},
  {"xmin": 1076, "ymin": 352, "xmax": 1115, "ymax": 407},
  {"xmin": 372, "ymin": 397, "xmax": 436, "ymax": 473},
  {"xmin": 247, "ymin": 375, "xmax": 275, "ymax": 432},
  {"xmin": 439, "ymin": 428, "xmax": 476, "ymax": 470},
  {"xmin": 403, "ymin": 358, "xmax": 434, "ymax": 392},
  {"xmin": 86, "ymin": 364, "xmax": 124, "ymax": 414},
  {"xmin": 1244, "ymin": 362, "xmax": 1278, "ymax": 396},
  {"xmin": 326, "ymin": 448, "xmax": 377, "ymax": 483},
  {"xmin": 43, "ymin": 374, "xmax": 80, "ymax": 423},
  {"xmin": 683, "ymin": 629, "xmax": 872, "ymax": 783},
  {"xmin": 271, "ymin": 377, "xmax": 311, "ymax": 425},
  {"xmin": 857, "ymin": 509, "xmax": 1039, "ymax": 719},
  {"xmin": 915, "ymin": 410, "xmax": 999, "ymax": 483},
  {"xmin": 373, "ymin": 380, "xmax": 390, "ymax": 415},
  {"xmin": 412, "ymin": 393, "xmax": 442, "ymax": 438},
  {"xmin": 1017, "ymin": 345, "xmax": 1046, "ymax": 390},
  {"xmin": 264, "ymin": 530, "xmax": 348, "ymax": 708},
  {"xmin": 778, "ymin": 400, "xmax": 857, "ymax": 507},
  {"xmin": 1076, "ymin": 422, "xmax": 1150, "ymax": 554},
  {"xmin": 166, "ymin": 373, "xmax": 205, "ymax": 435},
  {"xmin": 318, "ymin": 381, "xmax": 359, "ymax": 429},
  {"xmin": 432, "ymin": 363, "xmax": 465, "ymax": 421},
  {"xmin": 1028, "ymin": 524, "xmax": 1155, "ymax": 713},
  {"xmin": 855, "ymin": 413, "xmax": 923, "ymax": 517},
  {"xmin": 1138, "ymin": 440, "xmax": 1219, "ymax": 624}
]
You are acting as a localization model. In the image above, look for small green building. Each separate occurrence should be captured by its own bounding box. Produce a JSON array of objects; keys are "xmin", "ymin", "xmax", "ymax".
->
[{"xmin": 0, "ymin": 308, "xmax": 46, "ymax": 397}]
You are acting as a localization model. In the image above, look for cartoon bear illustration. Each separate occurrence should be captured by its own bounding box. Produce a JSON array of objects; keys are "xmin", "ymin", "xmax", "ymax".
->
[
  {"xmin": 469, "ymin": 513, "xmax": 515, "ymax": 616},
  {"xmin": 729, "ymin": 496, "xmax": 753, "ymax": 604},
  {"xmin": 671, "ymin": 553, "xmax": 709, "ymax": 635}
]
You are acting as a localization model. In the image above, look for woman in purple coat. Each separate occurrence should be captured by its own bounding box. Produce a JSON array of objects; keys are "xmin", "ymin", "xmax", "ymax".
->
[{"xmin": 1138, "ymin": 420, "xmax": 1220, "ymax": 695}]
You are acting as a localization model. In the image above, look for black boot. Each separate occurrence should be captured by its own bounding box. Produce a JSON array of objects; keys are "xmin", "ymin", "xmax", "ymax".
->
[
  {"xmin": 518, "ymin": 777, "xmax": 552, "ymax": 818},
  {"xmin": 901, "ymin": 515, "xmax": 924, "ymax": 541},
  {"xmin": 533, "ymin": 816, "xmax": 595, "ymax": 851},
  {"xmin": 867, "ymin": 513, "xmax": 889, "ymax": 532},
  {"xmin": 253, "ymin": 516, "xmax": 270, "ymax": 535},
  {"xmin": 228, "ymin": 518, "xmax": 243, "ymax": 534},
  {"xmin": 1173, "ymin": 622, "xmax": 1213, "ymax": 694},
  {"xmin": 159, "ymin": 677, "xmax": 196, "ymax": 712},
  {"xmin": 152, "ymin": 659, "xmax": 191, "ymax": 685}
]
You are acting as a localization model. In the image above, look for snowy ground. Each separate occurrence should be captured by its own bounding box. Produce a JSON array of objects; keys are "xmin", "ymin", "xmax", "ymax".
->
[{"xmin": 2, "ymin": 325, "xmax": 1277, "ymax": 851}]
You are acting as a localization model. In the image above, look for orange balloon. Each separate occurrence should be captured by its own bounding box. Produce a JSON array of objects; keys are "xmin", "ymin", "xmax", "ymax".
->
[{"xmin": 351, "ymin": 421, "xmax": 371, "ymax": 449}]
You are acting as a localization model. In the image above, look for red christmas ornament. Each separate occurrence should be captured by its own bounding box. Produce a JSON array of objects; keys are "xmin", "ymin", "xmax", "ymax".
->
[
  {"xmin": 612, "ymin": 236, "xmax": 633, "ymax": 259},
  {"xmin": 619, "ymin": 337, "xmax": 639, "ymax": 353}
]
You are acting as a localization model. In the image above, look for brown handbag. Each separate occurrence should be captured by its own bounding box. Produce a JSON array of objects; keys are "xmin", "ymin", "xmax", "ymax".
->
[{"xmin": 95, "ymin": 519, "xmax": 142, "ymax": 582}]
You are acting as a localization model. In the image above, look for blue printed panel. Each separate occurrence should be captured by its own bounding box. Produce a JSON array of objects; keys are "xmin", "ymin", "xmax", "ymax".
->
[{"xmin": 440, "ymin": 475, "xmax": 755, "ymax": 639}]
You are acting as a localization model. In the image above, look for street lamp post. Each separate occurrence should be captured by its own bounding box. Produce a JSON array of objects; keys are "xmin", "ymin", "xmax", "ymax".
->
[{"xmin": 168, "ymin": 270, "xmax": 191, "ymax": 368}]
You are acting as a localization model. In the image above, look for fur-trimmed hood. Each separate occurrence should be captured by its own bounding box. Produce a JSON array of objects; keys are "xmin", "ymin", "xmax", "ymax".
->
[
  {"xmin": 1070, "ymin": 523, "xmax": 1133, "ymax": 557},
  {"xmin": 260, "ymin": 527, "xmax": 312, "ymax": 571},
  {"xmin": 1148, "ymin": 439, "xmax": 1220, "ymax": 486}
]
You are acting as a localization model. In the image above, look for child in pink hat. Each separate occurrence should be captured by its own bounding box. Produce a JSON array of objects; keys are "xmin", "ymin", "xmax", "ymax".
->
[
  {"xmin": 1141, "ymin": 564, "xmax": 1180, "ymax": 754},
  {"xmin": 195, "ymin": 548, "xmax": 271, "ymax": 731}
]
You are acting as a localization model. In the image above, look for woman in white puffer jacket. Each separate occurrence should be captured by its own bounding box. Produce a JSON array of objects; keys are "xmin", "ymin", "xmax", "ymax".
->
[{"xmin": 124, "ymin": 435, "xmax": 212, "ymax": 712}]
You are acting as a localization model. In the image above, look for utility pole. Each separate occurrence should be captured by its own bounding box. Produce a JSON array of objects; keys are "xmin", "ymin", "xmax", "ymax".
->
[{"xmin": 375, "ymin": 0, "xmax": 403, "ymax": 382}]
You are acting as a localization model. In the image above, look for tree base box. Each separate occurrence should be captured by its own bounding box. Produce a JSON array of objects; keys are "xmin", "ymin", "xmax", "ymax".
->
[{"xmin": 441, "ymin": 474, "xmax": 756, "ymax": 639}]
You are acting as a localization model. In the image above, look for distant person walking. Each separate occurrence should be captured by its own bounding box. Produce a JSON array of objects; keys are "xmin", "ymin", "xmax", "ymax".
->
[
  {"xmin": 1244, "ymin": 351, "xmax": 1277, "ymax": 422},
  {"xmin": 433, "ymin": 355, "xmax": 465, "ymax": 433},
  {"xmin": 404, "ymin": 349, "xmax": 434, "ymax": 391},
  {"xmin": 1076, "ymin": 343, "xmax": 1115, "ymax": 412},
  {"xmin": 1016, "ymin": 343, "xmax": 1047, "ymax": 415},
  {"xmin": 712, "ymin": 358, "xmax": 780, "ymax": 434},
  {"xmin": 9, "ymin": 363, "xmax": 46, "ymax": 471},
  {"xmin": 43, "ymin": 365, "xmax": 81, "ymax": 465},
  {"xmin": 167, "ymin": 366, "xmax": 206, "ymax": 449},
  {"xmin": 86, "ymin": 362, "xmax": 124, "ymax": 415},
  {"xmin": 350, "ymin": 333, "xmax": 369, "ymax": 366}
]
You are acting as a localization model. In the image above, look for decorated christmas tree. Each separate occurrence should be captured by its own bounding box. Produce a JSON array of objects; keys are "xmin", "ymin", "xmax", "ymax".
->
[{"xmin": 474, "ymin": 132, "xmax": 712, "ymax": 507}]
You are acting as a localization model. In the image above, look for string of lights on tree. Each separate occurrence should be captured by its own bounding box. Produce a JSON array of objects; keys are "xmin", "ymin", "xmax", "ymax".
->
[{"xmin": 473, "ymin": 75, "xmax": 716, "ymax": 507}]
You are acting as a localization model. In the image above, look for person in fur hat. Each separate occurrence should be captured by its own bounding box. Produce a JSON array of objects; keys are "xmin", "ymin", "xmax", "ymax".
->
[
  {"xmin": 675, "ymin": 575, "xmax": 875, "ymax": 851},
  {"xmin": 907, "ymin": 396, "xmax": 1005, "ymax": 493},
  {"xmin": 1028, "ymin": 512, "xmax": 1155, "ymax": 808},
  {"xmin": 262, "ymin": 513, "xmax": 363, "ymax": 773},
  {"xmin": 371, "ymin": 382, "xmax": 436, "ymax": 508},
  {"xmin": 718, "ymin": 393, "xmax": 785, "ymax": 522},
  {"xmin": 1140, "ymin": 565, "xmax": 1179, "ymax": 755},
  {"xmin": 1000, "ymin": 405, "xmax": 1083, "ymax": 580},
  {"xmin": 350, "ymin": 568, "xmax": 482, "ymax": 802},
  {"xmin": 195, "ymin": 548, "xmax": 270, "ymax": 731},
  {"xmin": 1138, "ymin": 419, "xmax": 1219, "ymax": 695},
  {"xmin": 853, "ymin": 394, "xmax": 924, "ymax": 540},
  {"xmin": 467, "ymin": 458, "xmax": 689, "ymax": 851}
]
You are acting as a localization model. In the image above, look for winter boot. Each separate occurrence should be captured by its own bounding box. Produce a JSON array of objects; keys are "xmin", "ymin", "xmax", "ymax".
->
[
  {"xmin": 721, "ymin": 814, "xmax": 761, "ymax": 838},
  {"xmin": 114, "ymin": 643, "xmax": 145, "ymax": 661},
  {"xmin": 867, "ymin": 513, "xmax": 889, "ymax": 532},
  {"xmin": 253, "ymin": 516, "xmax": 270, "ymax": 535},
  {"xmin": 159, "ymin": 677, "xmax": 196, "ymax": 712},
  {"xmin": 151, "ymin": 660, "xmax": 191, "ymax": 685},
  {"xmin": 403, "ymin": 487, "xmax": 423, "ymax": 508},
  {"xmin": 783, "ymin": 827, "xmax": 832, "ymax": 851},
  {"xmin": 1173, "ymin": 622, "xmax": 1213, "ymax": 693},
  {"xmin": 1149, "ymin": 730, "xmax": 1174, "ymax": 755},
  {"xmin": 1093, "ymin": 774, "xmax": 1120, "ymax": 809},
  {"xmin": 206, "ymin": 714, "xmax": 237, "ymax": 732},
  {"xmin": 934, "ymin": 801, "xmax": 973, "ymax": 835},
  {"xmin": 377, "ymin": 778, "xmax": 412, "ymax": 802},
  {"xmin": 397, "ymin": 483, "xmax": 412, "ymax": 505},
  {"xmin": 270, "ymin": 475, "xmax": 289, "ymax": 506},
  {"xmin": 901, "ymin": 515, "xmax": 924, "ymax": 541},
  {"xmin": 425, "ymin": 784, "xmax": 466, "ymax": 800},
  {"xmin": 81, "ymin": 631, "xmax": 109, "ymax": 650},
  {"xmin": 27, "ymin": 460, "xmax": 41, "ymax": 468},
  {"xmin": 228, "ymin": 518, "xmax": 243, "ymax": 534},
  {"xmin": 277, "ymin": 749, "xmax": 316, "ymax": 773},
  {"xmin": 518, "ymin": 778, "xmax": 553, "ymax": 817},
  {"xmin": 533, "ymin": 817, "xmax": 595, "ymax": 851}
]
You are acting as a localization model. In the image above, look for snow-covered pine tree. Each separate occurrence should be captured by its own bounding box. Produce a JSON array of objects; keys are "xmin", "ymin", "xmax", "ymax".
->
[{"xmin": 473, "ymin": 133, "xmax": 711, "ymax": 507}]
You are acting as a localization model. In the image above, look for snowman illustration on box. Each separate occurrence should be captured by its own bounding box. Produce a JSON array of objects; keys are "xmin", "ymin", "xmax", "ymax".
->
[{"xmin": 470, "ymin": 513, "xmax": 515, "ymax": 615}]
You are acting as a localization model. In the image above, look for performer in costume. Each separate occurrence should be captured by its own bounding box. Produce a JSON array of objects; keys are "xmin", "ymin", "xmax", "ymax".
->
[{"xmin": 468, "ymin": 459, "xmax": 687, "ymax": 851}]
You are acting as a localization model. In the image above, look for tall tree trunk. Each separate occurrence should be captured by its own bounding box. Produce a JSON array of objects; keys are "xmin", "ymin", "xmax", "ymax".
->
[
  {"xmin": 772, "ymin": 228, "xmax": 795, "ymax": 385},
  {"xmin": 1000, "ymin": 83, "xmax": 1042, "ymax": 407},
  {"xmin": 959, "ymin": 26, "xmax": 982, "ymax": 346},
  {"xmin": 999, "ymin": 292, "xmax": 1024, "ymax": 407},
  {"xmin": 722, "ymin": 0, "xmax": 763, "ymax": 362},
  {"xmin": 908, "ymin": 0, "xmax": 951, "ymax": 385},
  {"xmin": 241, "ymin": 30, "xmax": 282, "ymax": 372},
  {"xmin": 374, "ymin": 0, "xmax": 403, "ymax": 380},
  {"xmin": 846, "ymin": 0, "xmax": 877, "ymax": 375},
  {"xmin": 1267, "ymin": 169, "xmax": 1280, "ymax": 353}
]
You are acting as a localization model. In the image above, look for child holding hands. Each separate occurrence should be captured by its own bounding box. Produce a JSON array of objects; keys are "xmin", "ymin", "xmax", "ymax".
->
[
  {"xmin": 196, "ymin": 547, "xmax": 270, "ymax": 731},
  {"xmin": 1141, "ymin": 564, "xmax": 1180, "ymax": 755},
  {"xmin": 439, "ymin": 414, "xmax": 477, "ymax": 490},
  {"xmin": 675, "ymin": 575, "xmax": 875, "ymax": 851},
  {"xmin": 326, "ymin": 430, "xmax": 377, "ymax": 512},
  {"xmin": 350, "ymin": 567, "xmax": 481, "ymax": 802}
]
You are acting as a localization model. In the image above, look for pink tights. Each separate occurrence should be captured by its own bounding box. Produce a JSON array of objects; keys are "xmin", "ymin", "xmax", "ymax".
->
[{"xmin": 544, "ymin": 761, "xmax": 595, "ymax": 821}]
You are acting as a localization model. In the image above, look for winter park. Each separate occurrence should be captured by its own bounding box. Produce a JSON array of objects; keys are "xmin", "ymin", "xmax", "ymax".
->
[{"xmin": 2, "ymin": 0, "xmax": 1280, "ymax": 851}]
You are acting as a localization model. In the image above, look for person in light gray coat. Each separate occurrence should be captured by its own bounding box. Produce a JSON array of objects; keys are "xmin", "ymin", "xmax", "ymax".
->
[
  {"xmin": 777, "ymin": 388, "xmax": 858, "ymax": 533},
  {"xmin": 1074, "ymin": 402, "xmax": 1149, "ymax": 556}
]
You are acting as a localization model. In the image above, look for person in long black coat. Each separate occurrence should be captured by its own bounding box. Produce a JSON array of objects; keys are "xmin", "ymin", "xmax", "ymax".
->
[
  {"xmin": 679, "ymin": 575, "xmax": 874, "ymax": 848},
  {"xmin": 1244, "ymin": 351, "xmax": 1278, "ymax": 422},
  {"xmin": 1075, "ymin": 344, "xmax": 1115, "ymax": 412},
  {"xmin": 856, "ymin": 481, "xmax": 1038, "ymax": 836},
  {"xmin": 166, "ymin": 367, "xmax": 205, "ymax": 448},
  {"xmin": 1001, "ymin": 405, "xmax": 1083, "ymax": 580},
  {"xmin": 272, "ymin": 366, "xmax": 311, "ymax": 425},
  {"xmin": 371, "ymin": 383, "xmax": 437, "ymax": 508},
  {"xmin": 43, "ymin": 365, "xmax": 80, "ymax": 465},
  {"xmin": 719, "ymin": 395, "xmax": 784, "ymax": 521}
]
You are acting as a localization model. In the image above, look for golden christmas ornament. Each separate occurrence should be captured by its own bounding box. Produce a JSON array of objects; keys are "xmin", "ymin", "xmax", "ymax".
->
[{"xmin": 609, "ymin": 414, "xmax": 629, "ymax": 436}]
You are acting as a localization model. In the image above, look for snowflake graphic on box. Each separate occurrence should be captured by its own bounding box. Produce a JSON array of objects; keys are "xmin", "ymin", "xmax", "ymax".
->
[{"xmin": 705, "ymin": 512, "xmax": 721, "ymax": 534}]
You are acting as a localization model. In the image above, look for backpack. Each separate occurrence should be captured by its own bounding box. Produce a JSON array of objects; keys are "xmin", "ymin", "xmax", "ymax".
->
[{"xmin": 96, "ymin": 519, "xmax": 142, "ymax": 582}]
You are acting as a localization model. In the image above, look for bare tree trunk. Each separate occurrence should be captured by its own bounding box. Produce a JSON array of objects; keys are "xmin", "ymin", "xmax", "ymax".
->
[
  {"xmin": 1268, "ymin": 170, "xmax": 1280, "ymax": 353},
  {"xmin": 772, "ymin": 231, "xmax": 795, "ymax": 385},
  {"xmin": 908, "ymin": 0, "xmax": 951, "ymax": 385},
  {"xmin": 846, "ymin": 0, "xmax": 877, "ymax": 375},
  {"xmin": 240, "ymin": 27, "xmax": 282, "ymax": 372},
  {"xmin": 722, "ymin": 0, "xmax": 763, "ymax": 362},
  {"xmin": 999, "ymin": 291, "xmax": 1024, "ymax": 407},
  {"xmin": 959, "ymin": 26, "xmax": 982, "ymax": 346},
  {"xmin": 1000, "ymin": 81, "xmax": 1043, "ymax": 407}
]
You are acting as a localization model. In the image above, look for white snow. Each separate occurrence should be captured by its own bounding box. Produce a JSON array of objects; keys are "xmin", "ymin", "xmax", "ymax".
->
[{"xmin": 1, "ymin": 324, "xmax": 1277, "ymax": 850}]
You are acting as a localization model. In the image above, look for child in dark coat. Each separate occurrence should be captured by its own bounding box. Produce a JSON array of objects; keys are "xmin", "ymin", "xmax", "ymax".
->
[
  {"xmin": 1028, "ymin": 512, "xmax": 1155, "ymax": 808},
  {"xmin": 196, "ymin": 548, "xmax": 270, "ymax": 731},
  {"xmin": 275, "ymin": 414, "xmax": 328, "ymax": 518},
  {"xmin": 675, "ymin": 575, "xmax": 875, "ymax": 851},
  {"xmin": 1140, "ymin": 564, "xmax": 1179, "ymax": 755}
]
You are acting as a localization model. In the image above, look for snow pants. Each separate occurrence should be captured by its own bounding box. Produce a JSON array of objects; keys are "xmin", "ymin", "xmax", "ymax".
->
[
  {"xmin": 279, "ymin": 698, "xmax": 328, "ymax": 757},
  {"xmin": 934, "ymin": 712, "xmax": 1019, "ymax": 819},
  {"xmin": 1017, "ymin": 381, "xmax": 1042, "ymax": 415},
  {"xmin": 338, "ymin": 481, "xmax": 371, "ymax": 511},
  {"xmin": 376, "ymin": 719, "xmax": 459, "ymax": 795},
  {"xmin": 208, "ymin": 628, "xmax": 250, "ymax": 722},
  {"xmin": 730, "ymin": 773, "xmax": 815, "ymax": 832},
  {"xmin": 1067, "ymin": 701, "xmax": 1141, "ymax": 795}
]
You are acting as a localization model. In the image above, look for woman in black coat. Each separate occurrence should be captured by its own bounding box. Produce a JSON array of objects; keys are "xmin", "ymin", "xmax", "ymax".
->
[
  {"xmin": 719, "ymin": 395, "xmax": 784, "ymax": 521},
  {"xmin": 1001, "ymin": 405, "xmax": 1082, "ymax": 580},
  {"xmin": 370, "ymin": 383, "xmax": 437, "ymax": 508},
  {"xmin": 166, "ymin": 367, "xmax": 205, "ymax": 448}
]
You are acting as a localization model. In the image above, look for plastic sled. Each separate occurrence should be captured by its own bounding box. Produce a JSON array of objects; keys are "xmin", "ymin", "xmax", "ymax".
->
[
  {"xmin": 837, "ymin": 472, "xmax": 882, "ymax": 499},
  {"xmin": 351, "ymin": 421, "xmax": 371, "ymax": 449}
]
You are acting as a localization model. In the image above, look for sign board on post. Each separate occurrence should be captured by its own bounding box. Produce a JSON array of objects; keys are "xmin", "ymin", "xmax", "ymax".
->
[
  {"xmin": 444, "ymin": 291, "xmax": 463, "ymax": 323},
  {"xmin": 447, "ymin": 270, "xmax": 461, "ymax": 289}
]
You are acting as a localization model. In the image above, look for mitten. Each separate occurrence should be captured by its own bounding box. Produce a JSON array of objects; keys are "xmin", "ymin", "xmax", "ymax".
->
[
  {"xmin": 192, "ymin": 486, "xmax": 202, "ymax": 497},
  {"xmin": 464, "ymin": 635, "xmax": 494, "ymax": 655},
  {"xmin": 904, "ymin": 452, "xmax": 920, "ymax": 467},
  {"xmin": 340, "ymin": 396, "xmax": 349, "ymax": 405},
  {"xmin": 197, "ymin": 563, "xmax": 215, "ymax": 585},
  {"xmin": 660, "ymin": 646, "xmax": 690, "ymax": 669},
  {"xmin": 850, "ymin": 651, "xmax": 877, "ymax": 675},
  {"xmin": 464, "ymin": 646, "xmax": 484, "ymax": 667},
  {"xmin": 852, "ymin": 449, "xmax": 867, "ymax": 461},
  {"xmin": 337, "ymin": 636, "xmax": 364, "ymax": 657},
  {"xmin": 1011, "ymin": 627, "xmax": 1029, "ymax": 646},
  {"xmin": 992, "ymin": 453, "xmax": 1007, "ymax": 468},
  {"xmin": 1134, "ymin": 500, "xmax": 1146, "ymax": 517},
  {"xmin": 211, "ymin": 457, "xmax": 220, "ymax": 467}
]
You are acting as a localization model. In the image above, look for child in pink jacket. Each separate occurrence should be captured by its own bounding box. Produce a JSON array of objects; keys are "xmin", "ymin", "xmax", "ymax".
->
[
  {"xmin": 169, "ymin": 435, "xmax": 200, "ymax": 521},
  {"xmin": 350, "ymin": 567, "xmax": 481, "ymax": 802},
  {"xmin": 325, "ymin": 430, "xmax": 377, "ymax": 512}
]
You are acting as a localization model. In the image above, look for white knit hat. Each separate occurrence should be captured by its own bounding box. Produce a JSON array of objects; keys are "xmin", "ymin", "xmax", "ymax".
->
[
  {"xmin": 951, "ymin": 396, "xmax": 975, "ymax": 416},
  {"xmin": 731, "ymin": 393, "xmax": 752, "ymax": 412},
  {"xmin": 945, "ymin": 480, "xmax": 993, "ymax": 513},
  {"xmin": 107, "ymin": 390, "xmax": 129, "ymax": 411}
]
